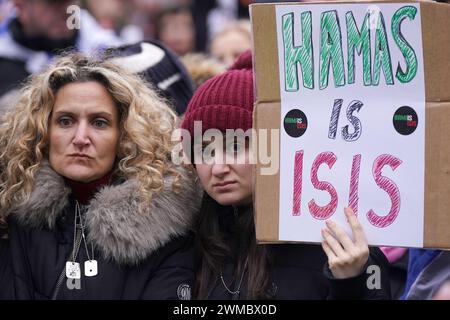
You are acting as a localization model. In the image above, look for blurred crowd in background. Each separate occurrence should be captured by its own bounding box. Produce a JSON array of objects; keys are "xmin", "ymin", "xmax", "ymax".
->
[
  {"xmin": 0, "ymin": 0, "xmax": 255, "ymax": 62},
  {"xmin": 0, "ymin": 0, "xmax": 264, "ymax": 112}
]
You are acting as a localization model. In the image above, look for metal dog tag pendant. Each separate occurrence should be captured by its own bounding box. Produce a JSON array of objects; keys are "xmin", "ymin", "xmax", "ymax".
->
[
  {"xmin": 84, "ymin": 260, "xmax": 98, "ymax": 277},
  {"xmin": 66, "ymin": 261, "xmax": 81, "ymax": 279}
]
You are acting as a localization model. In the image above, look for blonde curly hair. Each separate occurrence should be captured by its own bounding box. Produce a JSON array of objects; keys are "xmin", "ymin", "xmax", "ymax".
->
[{"xmin": 0, "ymin": 54, "xmax": 181, "ymax": 221}]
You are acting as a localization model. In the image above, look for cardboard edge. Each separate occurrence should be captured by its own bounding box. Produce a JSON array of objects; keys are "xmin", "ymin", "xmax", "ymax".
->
[
  {"xmin": 250, "ymin": 3, "xmax": 280, "ymax": 104},
  {"xmin": 420, "ymin": 1, "xmax": 450, "ymax": 102},
  {"xmin": 254, "ymin": 101, "xmax": 281, "ymax": 243},
  {"xmin": 424, "ymin": 101, "xmax": 450, "ymax": 249}
]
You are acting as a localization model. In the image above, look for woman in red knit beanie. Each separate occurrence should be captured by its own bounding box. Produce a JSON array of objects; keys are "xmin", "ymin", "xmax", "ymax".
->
[{"xmin": 181, "ymin": 50, "xmax": 390, "ymax": 300}]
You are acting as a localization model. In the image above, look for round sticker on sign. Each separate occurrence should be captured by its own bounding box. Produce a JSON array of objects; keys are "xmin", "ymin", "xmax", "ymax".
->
[
  {"xmin": 284, "ymin": 109, "xmax": 308, "ymax": 138},
  {"xmin": 393, "ymin": 106, "xmax": 418, "ymax": 135}
]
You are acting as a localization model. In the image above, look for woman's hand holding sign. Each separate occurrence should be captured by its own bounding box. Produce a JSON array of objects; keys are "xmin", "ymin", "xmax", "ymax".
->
[{"xmin": 321, "ymin": 207, "xmax": 370, "ymax": 279}]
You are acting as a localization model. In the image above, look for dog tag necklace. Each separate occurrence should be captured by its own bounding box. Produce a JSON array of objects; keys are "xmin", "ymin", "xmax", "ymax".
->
[
  {"xmin": 66, "ymin": 202, "xmax": 82, "ymax": 279},
  {"xmin": 76, "ymin": 201, "xmax": 98, "ymax": 277},
  {"xmin": 82, "ymin": 231, "xmax": 97, "ymax": 277}
]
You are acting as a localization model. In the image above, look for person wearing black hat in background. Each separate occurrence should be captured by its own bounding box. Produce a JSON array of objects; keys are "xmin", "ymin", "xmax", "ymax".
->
[{"xmin": 105, "ymin": 39, "xmax": 195, "ymax": 115}]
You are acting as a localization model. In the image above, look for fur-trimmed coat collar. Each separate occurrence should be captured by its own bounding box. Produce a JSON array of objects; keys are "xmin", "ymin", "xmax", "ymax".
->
[{"xmin": 12, "ymin": 163, "xmax": 202, "ymax": 265}]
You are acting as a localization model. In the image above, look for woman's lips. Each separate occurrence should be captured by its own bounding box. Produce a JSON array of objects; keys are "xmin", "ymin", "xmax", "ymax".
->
[
  {"xmin": 69, "ymin": 153, "xmax": 93, "ymax": 159},
  {"xmin": 213, "ymin": 181, "xmax": 237, "ymax": 190}
]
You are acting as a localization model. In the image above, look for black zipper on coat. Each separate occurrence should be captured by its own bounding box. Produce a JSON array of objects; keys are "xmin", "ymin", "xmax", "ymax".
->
[{"xmin": 51, "ymin": 227, "xmax": 82, "ymax": 300}]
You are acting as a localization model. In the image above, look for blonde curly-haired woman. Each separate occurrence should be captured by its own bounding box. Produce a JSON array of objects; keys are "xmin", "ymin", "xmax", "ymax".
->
[{"xmin": 0, "ymin": 54, "xmax": 201, "ymax": 299}]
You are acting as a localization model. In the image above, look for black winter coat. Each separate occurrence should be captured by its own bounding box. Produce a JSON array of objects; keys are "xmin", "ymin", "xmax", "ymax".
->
[
  {"xmin": 1, "ymin": 163, "xmax": 202, "ymax": 300},
  {"xmin": 200, "ymin": 206, "xmax": 391, "ymax": 300},
  {"xmin": 0, "ymin": 238, "xmax": 14, "ymax": 299}
]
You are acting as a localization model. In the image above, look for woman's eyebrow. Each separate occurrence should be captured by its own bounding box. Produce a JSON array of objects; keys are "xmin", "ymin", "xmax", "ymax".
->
[
  {"xmin": 52, "ymin": 110, "xmax": 113, "ymax": 120},
  {"xmin": 89, "ymin": 111, "xmax": 113, "ymax": 120},
  {"xmin": 53, "ymin": 110, "xmax": 76, "ymax": 117}
]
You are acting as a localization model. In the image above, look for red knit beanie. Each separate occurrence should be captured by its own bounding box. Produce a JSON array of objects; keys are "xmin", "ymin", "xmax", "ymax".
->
[{"xmin": 181, "ymin": 50, "xmax": 254, "ymax": 136}]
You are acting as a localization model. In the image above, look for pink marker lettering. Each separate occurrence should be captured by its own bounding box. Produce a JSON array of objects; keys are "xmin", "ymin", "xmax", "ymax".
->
[
  {"xmin": 308, "ymin": 152, "xmax": 338, "ymax": 220},
  {"xmin": 348, "ymin": 154, "xmax": 361, "ymax": 215},
  {"xmin": 367, "ymin": 154, "xmax": 402, "ymax": 228},
  {"xmin": 293, "ymin": 150, "xmax": 304, "ymax": 216}
]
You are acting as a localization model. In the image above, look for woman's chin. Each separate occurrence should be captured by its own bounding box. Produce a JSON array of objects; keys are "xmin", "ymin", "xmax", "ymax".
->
[
  {"xmin": 214, "ymin": 194, "xmax": 251, "ymax": 207},
  {"xmin": 57, "ymin": 166, "xmax": 98, "ymax": 183}
]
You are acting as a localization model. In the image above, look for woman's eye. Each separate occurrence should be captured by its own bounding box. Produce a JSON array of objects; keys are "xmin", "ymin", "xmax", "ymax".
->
[
  {"xmin": 202, "ymin": 146, "xmax": 215, "ymax": 158},
  {"xmin": 227, "ymin": 142, "xmax": 244, "ymax": 155},
  {"xmin": 92, "ymin": 119, "xmax": 108, "ymax": 128},
  {"xmin": 58, "ymin": 117, "xmax": 73, "ymax": 127}
]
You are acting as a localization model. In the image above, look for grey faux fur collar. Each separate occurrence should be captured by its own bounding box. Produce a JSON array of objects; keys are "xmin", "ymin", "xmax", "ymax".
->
[{"xmin": 13, "ymin": 163, "xmax": 202, "ymax": 265}]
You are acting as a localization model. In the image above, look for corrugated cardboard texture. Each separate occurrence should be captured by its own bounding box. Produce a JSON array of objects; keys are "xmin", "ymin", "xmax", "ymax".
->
[
  {"xmin": 254, "ymin": 102, "xmax": 280, "ymax": 242},
  {"xmin": 424, "ymin": 102, "xmax": 450, "ymax": 248},
  {"xmin": 421, "ymin": 2, "xmax": 450, "ymax": 102},
  {"xmin": 251, "ymin": 4, "xmax": 280, "ymax": 104},
  {"xmin": 251, "ymin": 1, "xmax": 450, "ymax": 247}
]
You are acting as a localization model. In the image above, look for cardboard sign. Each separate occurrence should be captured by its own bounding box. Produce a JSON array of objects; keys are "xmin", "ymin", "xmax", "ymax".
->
[{"xmin": 251, "ymin": 0, "xmax": 450, "ymax": 248}]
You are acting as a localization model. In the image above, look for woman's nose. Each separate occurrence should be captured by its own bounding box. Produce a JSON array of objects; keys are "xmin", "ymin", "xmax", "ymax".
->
[
  {"xmin": 72, "ymin": 122, "xmax": 90, "ymax": 147},
  {"xmin": 211, "ymin": 163, "xmax": 231, "ymax": 177}
]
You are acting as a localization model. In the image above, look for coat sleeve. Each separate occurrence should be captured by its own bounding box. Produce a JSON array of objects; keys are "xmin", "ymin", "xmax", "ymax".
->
[
  {"xmin": 141, "ymin": 235, "xmax": 195, "ymax": 300},
  {"xmin": 5, "ymin": 217, "xmax": 35, "ymax": 299},
  {"xmin": 0, "ymin": 237, "xmax": 15, "ymax": 299},
  {"xmin": 324, "ymin": 247, "xmax": 392, "ymax": 300}
]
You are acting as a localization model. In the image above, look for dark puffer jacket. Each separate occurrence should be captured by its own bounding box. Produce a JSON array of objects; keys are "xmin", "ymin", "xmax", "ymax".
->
[
  {"xmin": 200, "ymin": 205, "xmax": 391, "ymax": 300},
  {"xmin": 1, "ymin": 163, "xmax": 202, "ymax": 300},
  {"xmin": 0, "ymin": 238, "xmax": 14, "ymax": 299}
]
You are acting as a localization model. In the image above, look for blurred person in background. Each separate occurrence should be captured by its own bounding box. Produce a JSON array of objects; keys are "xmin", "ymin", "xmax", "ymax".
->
[
  {"xmin": 192, "ymin": 0, "xmax": 252, "ymax": 52},
  {"xmin": 127, "ymin": 0, "xmax": 191, "ymax": 40},
  {"xmin": 133, "ymin": 0, "xmax": 191, "ymax": 17},
  {"xmin": 434, "ymin": 281, "xmax": 450, "ymax": 300},
  {"xmin": 155, "ymin": 6, "xmax": 196, "ymax": 56},
  {"xmin": 209, "ymin": 19, "xmax": 251, "ymax": 68},
  {"xmin": 401, "ymin": 250, "xmax": 450, "ymax": 300},
  {"xmin": 0, "ymin": 0, "xmax": 122, "ymax": 106},
  {"xmin": 0, "ymin": 0, "xmax": 13, "ymax": 24},
  {"xmin": 84, "ymin": 0, "xmax": 143, "ymax": 45}
]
